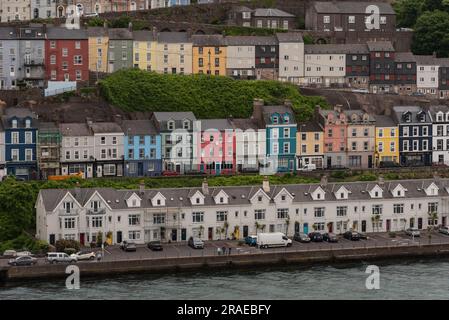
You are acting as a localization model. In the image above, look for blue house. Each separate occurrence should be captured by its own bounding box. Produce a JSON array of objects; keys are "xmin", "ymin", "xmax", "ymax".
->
[
  {"xmin": 3, "ymin": 108, "xmax": 39, "ymax": 180},
  {"xmin": 252, "ymin": 99, "xmax": 297, "ymax": 172},
  {"xmin": 121, "ymin": 120, "xmax": 162, "ymax": 177}
]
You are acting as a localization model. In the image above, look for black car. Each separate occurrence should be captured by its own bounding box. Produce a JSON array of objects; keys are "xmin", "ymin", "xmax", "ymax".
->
[
  {"xmin": 343, "ymin": 231, "xmax": 360, "ymax": 241},
  {"xmin": 308, "ymin": 232, "xmax": 323, "ymax": 242},
  {"xmin": 148, "ymin": 241, "xmax": 163, "ymax": 251},
  {"xmin": 322, "ymin": 233, "xmax": 338, "ymax": 243},
  {"xmin": 293, "ymin": 232, "xmax": 311, "ymax": 243},
  {"xmin": 356, "ymin": 232, "xmax": 368, "ymax": 240},
  {"xmin": 121, "ymin": 241, "xmax": 137, "ymax": 252}
]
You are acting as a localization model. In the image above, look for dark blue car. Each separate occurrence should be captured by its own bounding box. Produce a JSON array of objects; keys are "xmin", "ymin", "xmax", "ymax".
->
[{"xmin": 245, "ymin": 235, "xmax": 257, "ymax": 246}]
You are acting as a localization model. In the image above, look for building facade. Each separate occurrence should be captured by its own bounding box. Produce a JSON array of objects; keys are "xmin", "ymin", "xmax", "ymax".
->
[
  {"xmin": 192, "ymin": 35, "xmax": 227, "ymax": 76},
  {"xmin": 345, "ymin": 110, "xmax": 375, "ymax": 168},
  {"xmin": 121, "ymin": 119, "xmax": 162, "ymax": 177},
  {"xmin": 87, "ymin": 26, "xmax": 109, "ymax": 74},
  {"xmin": 3, "ymin": 108, "xmax": 38, "ymax": 180},
  {"xmin": 36, "ymin": 178, "xmax": 449, "ymax": 245},
  {"xmin": 107, "ymin": 28, "xmax": 133, "ymax": 73},
  {"xmin": 0, "ymin": 0, "xmax": 31, "ymax": 22},
  {"xmin": 304, "ymin": 44, "xmax": 346, "ymax": 87},
  {"xmin": 345, "ymin": 44, "xmax": 370, "ymax": 89},
  {"xmin": 37, "ymin": 122, "xmax": 61, "ymax": 179},
  {"xmin": 394, "ymin": 52, "xmax": 417, "ymax": 95},
  {"xmin": 228, "ymin": 6, "xmax": 295, "ymax": 30},
  {"xmin": 154, "ymin": 32, "xmax": 192, "ymax": 75},
  {"xmin": 254, "ymin": 36, "xmax": 278, "ymax": 80},
  {"xmin": 225, "ymin": 36, "xmax": 256, "ymax": 79},
  {"xmin": 393, "ymin": 106, "xmax": 432, "ymax": 167},
  {"xmin": 368, "ymin": 41, "xmax": 395, "ymax": 93},
  {"xmin": 415, "ymin": 55, "xmax": 440, "ymax": 96},
  {"xmin": 429, "ymin": 105, "xmax": 449, "ymax": 166},
  {"xmin": 276, "ymin": 32, "xmax": 304, "ymax": 84},
  {"xmin": 374, "ymin": 115, "xmax": 399, "ymax": 166},
  {"xmin": 296, "ymin": 121, "xmax": 324, "ymax": 169},
  {"xmin": 132, "ymin": 29, "xmax": 156, "ymax": 72}
]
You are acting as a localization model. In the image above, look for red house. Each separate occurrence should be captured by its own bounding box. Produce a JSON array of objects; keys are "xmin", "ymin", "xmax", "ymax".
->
[
  {"xmin": 45, "ymin": 27, "xmax": 89, "ymax": 83},
  {"xmin": 197, "ymin": 119, "xmax": 236, "ymax": 175}
]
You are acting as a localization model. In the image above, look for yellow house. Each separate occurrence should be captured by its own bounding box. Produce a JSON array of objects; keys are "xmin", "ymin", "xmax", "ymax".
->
[
  {"xmin": 192, "ymin": 35, "xmax": 227, "ymax": 76},
  {"xmin": 133, "ymin": 30, "xmax": 157, "ymax": 72},
  {"xmin": 296, "ymin": 121, "xmax": 324, "ymax": 169},
  {"xmin": 154, "ymin": 32, "xmax": 193, "ymax": 75},
  {"xmin": 87, "ymin": 27, "xmax": 109, "ymax": 74},
  {"xmin": 375, "ymin": 115, "xmax": 399, "ymax": 166}
]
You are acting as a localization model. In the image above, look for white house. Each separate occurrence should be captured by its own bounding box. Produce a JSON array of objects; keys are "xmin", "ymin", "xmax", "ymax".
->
[
  {"xmin": 35, "ymin": 177, "xmax": 449, "ymax": 246},
  {"xmin": 415, "ymin": 55, "xmax": 439, "ymax": 96},
  {"xmin": 276, "ymin": 32, "xmax": 304, "ymax": 84},
  {"xmin": 225, "ymin": 36, "xmax": 256, "ymax": 79},
  {"xmin": 303, "ymin": 44, "xmax": 346, "ymax": 86},
  {"xmin": 429, "ymin": 105, "xmax": 449, "ymax": 165}
]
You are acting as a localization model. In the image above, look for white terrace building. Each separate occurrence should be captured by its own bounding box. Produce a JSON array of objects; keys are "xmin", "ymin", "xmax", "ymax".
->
[{"xmin": 35, "ymin": 178, "xmax": 449, "ymax": 246}]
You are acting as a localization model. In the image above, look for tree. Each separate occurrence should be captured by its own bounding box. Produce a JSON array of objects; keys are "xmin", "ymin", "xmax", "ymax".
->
[
  {"xmin": 412, "ymin": 10, "xmax": 449, "ymax": 58},
  {"xmin": 394, "ymin": 0, "xmax": 424, "ymax": 27},
  {"xmin": 223, "ymin": 221, "xmax": 229, "ymax": 239}
]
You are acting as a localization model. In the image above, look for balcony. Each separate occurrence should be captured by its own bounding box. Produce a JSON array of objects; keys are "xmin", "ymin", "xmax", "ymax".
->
[
  {"xmin": 87, "ymin": 208, "xmax": 106, "ymax": 215},
  {"xmin": 58, "ymin": 209, "xmax": 79, "ymax": 216},
  {"xmin": 24, "ymin": 59, "xmax": 45, "ymax": 67}
]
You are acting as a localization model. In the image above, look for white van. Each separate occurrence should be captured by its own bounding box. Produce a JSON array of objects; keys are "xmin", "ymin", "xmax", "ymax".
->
[
  {"xmin": 298, "ymin": 164, "xmax": 316, "ymax": 171},
  {"xmin": 47, "ymin": 252, "xmax": 77, "ymax": 264},
  {"xmin": 257, "ymin": 232, "xmax": 292, "ymax": 249}
]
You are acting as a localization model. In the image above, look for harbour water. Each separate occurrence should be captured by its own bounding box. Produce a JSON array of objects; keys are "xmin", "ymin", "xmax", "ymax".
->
[{"xmin": 1, "ymin": 258, "xmax": 449, "ymax": 299}]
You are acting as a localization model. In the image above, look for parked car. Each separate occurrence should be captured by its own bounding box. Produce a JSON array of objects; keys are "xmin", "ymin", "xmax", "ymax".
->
[
  {"xmin": 351, "ymin": 88, "xmax": 369, "ymax": 94},
  {"xmin": 46, "ymin": 252, "xmax": 77, "ymax": 264},
  {"xmin": 188, "ymin": 237, "xmax": 204, "ymax": 249},
  {"xmin": 439, "ymin": 226, "xmax": 449, "ymax": 235},
  {"xmin": 244, "ymin": 235, "xmax": 258, "ymax": 246},
  {"xmin": 308, "ymin": 232, "xmax": 323, "ymax": 242},
  {"xmin": 122, "ymin": 242, "xmax": 137, "ymax": 252},
  {"xmin": 343, "ymin": 231, "xmax": 360, "ymax": 241},
  {"xmin": 356, "ymin": 232, "xmax": 368, "ymax": 240},
  {"xmin": 16, "ymin": 251, "xmax": 32, "ymax": 257},
  {"xmin": 148, "ymin": 241, "xmax": 163, "ymax": 251},
  {"xmin": 293, "ymin": 232, "xmax": 311, "ymax": 243},
  {"xmin": 120, "ymin": 241, "xmax": 129, "ymax": 250},
  {"xmin": 70, "ymin": 251, "xmax": 95, "ymax": 261},
  {"xmin": 8, "ymin": 256, "xmax": 37, "ymax": 266},
  {"xmin": 323, "ymin": 233, "xmax": 338, "ymax": 243},
  {"xmin": 411, "ymin": 92, "xmax": 425, "ymax": 96},
  {"xmin": 405, "ymin": 228, "xmax": 420, "ymax": 237},
  {"xmin": 298, "ymin": 164, "xmax": 316, "ymax": 172},
  {"xmin": 2, "ymin": 250, "xmax": 17, "ymax": 257}
]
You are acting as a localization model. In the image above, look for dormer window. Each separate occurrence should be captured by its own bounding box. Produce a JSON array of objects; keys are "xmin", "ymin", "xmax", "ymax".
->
[
  {"xmin": 272, "ymin": 116, "xmax": 279, "ymax": 124},
  {"xmin": 132, "ymin": 199, "xmax": 136, "ymax": 206},
  {"xmin": 284, "ymin": 115, "xmax": 289, "ymax": 124},
  {"xmin": 437, "ymin": 113, "xmax": 443, "ymax": 122},
  {"xmin": 317, "ymin": 193, "xmax": 321, "ymax": 199},
  {"xmin": 397, "ymin": 190, "xmax": 401, "ymax": 197},
  {"xmin": 446, "ymin": 112, "xmax": 449, "ymax": 121},
  {"xmin": 281, "ymin": 195, "xmax": 286, "ymax": 201},
  {"xmin": 375, "ymin": 191, "xmax": 379, "ymax": 197},
  {"xmin": 12, "ymin": 119, "xmax": 17, "ymax": 128},
  {"xmin": 183, "ymin": 120, "xmax": 190, "ymax": 130},
  {"xmin": 258, "ymin": 196, "xmax": 263, "ymax": 202},
  {"xmin": 220, "ymin": 197, "xmax": 224, "ymax": 203},
  {"xmin": 157, "ymin": 199, "xmax": 161, "ymax": 205},
  {"xmin": 167, "ymin": 120, "xmax": 175, "ymax": 130},
  {"xmin": 340, "ymin": 193, "xmax": 344, "ymax": 198},
  {"xmin": 196, "ymin": 198, "xmax": 200, "ymax": 204},
  {"xmin": 25, "ymin": 119, "xmax": 31, "ymax": 128}
]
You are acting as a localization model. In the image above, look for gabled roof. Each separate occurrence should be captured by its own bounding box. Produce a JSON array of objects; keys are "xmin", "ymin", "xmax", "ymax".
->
[
  {"xmin": 59, "ymin": 123, "xmax": 92, "ymax": 137},
  {"xmin": 276, "ymin": 32, "xmax": 303, "ymax": 43},
  {"xmin": 254, "ymin": 8, "xmax": 295, "ymax": 17},
  {"xmin": 132, "ymin": 30, "xmax": 154, "ymax": 42},
  {"xmin": 89, "ymin": 122, "xmax": 123, "ymax": 134},
  {"xmin": 192, "ymin": 34, "xmax": 225, "ymax": 46},
  {"xmin": 226, "ymin": 35, "xmax": 277, "ymax": 46},
  {"xmin": 367, "ymin": 41, "xmax": 394, "ymax": 52},
  {"xmin": 157, "ymin": 32, "xmax": 191, "ymax": 43},
  {"xmin": 108, "ymin": 28, "xmax": 133, "ymax": 40},
  {"xmin": 200, "ymin": 119, "xmax": 233, "ymax": 131},
  {"xmin": 47, "ymin": 27, "xmax": 88, "ymax": 40},
  {"xmin": 120, "ymin": 120, "xmax": 158, "ymax": 136},
  {"xmin": 152, "ymin": 112, "xmax": 196, "ymax": 122}
]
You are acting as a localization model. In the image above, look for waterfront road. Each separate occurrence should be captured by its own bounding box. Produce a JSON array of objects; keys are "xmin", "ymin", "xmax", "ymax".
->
[{"xmin": 2, "ymin": 230, "xmax": 449, "ymax": 267}]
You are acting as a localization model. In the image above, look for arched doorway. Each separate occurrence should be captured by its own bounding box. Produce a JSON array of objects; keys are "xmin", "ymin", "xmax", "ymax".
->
[
  {"xmin": 33, "ymin": 8, "xmax": 39, "ymax": 19},
  {"xmin": 57, "ymin": 6, "xmax": 64, "ymax": 17}
]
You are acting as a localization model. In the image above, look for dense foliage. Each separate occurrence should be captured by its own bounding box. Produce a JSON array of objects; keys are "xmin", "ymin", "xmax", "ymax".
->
[
  {"xmin": 99, "ymin": 69, "xmax": 328, "ymax": 122},
  {"xmin": 394, "ymin": 0, "xmax": 449, "ymax": 57}
]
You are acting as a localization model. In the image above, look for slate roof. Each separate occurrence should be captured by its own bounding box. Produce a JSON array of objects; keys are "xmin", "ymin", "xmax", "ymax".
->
[
  {"xmin": 89, "ymin": 122, "xmax": 124, "ymax": 134},
  {"xmin": 395, "ymin": 52, "xmax": 416, "ymax": 63},
  {"xmin": 46, "ymin": 27, "xmax": 88, "ymax": 39},
  {"xmin": 38, "ymin": 178, "xmax": 449, "ymax": 212},
  {"xmin": 392, "ymin": 106, "xmax": 430, "ymax": 124},
  {"xmin": 298, "ymin": 121, "xmax": 323, "ymax": 132},
  {"xmin": 276, "ymin": 32, "xmax": 303, "ymax": 43},
  {"xmin": 108, "ymin": 28, "xmax": 133, "ymax": 40},
  {"xmin": 312, "ymin": 1, "xmax": 395, "ymax": 15},
  {"xmin": 414, "ymin": 55, "xmax": 440, "ymax": 65},
  {"xmin": 86, "ymin": 27, "xmax": 109, "ymax": 37},
  {"xmin": 5, "ymin": 107, "xmax": 37, "ymax": 119},
  {"xmin": 120, "ymin": 120, "xmax": 158, "ymax": 136},
  {"xmin": 157, "ymin": 32, "xmax": 191, "ymax": 43},
  {"xmin": 200, "ymin": 119, "xmax": 233, "ymax": 131},
  {"xmin": 375, "ymin": 115, "xmax": 396, "ymax": 127},
  {"xmin": 305, "ymin": 44, "xmax": 368, "ymax": 54},
  {"xmin": 133, "ymin": 30, "xmax": 154, "ymax": 42},
  {"xmin": 226, "ymin": 35, "xmax": 277, "ymax": 46},
  {"xmin": 192, "ymin": 34, "xmax": 225, "ymax": 46},
  {"xmin": 367, "ymin": 41, "xmax": 395, "ymax": 52},
  {"xmin": 230, "ymin": 118, "xmax": 261, "ymax": 130},
  {"xmin": 59, "ymin": 123, "xmax": 92, "ymax": 137},
  {"xmin": 0, "ymin": 27, "xmax": 16, "ymax": 39},
  {"xmin": 152, "ymin": 112, "xmax": 196, "ymax": 122},
  {"xmin": 254, "ymin": 8, "xmax": 295, "ymax": 17},
  {"xmin": 262, "ymin": 105, "xmax": 297, "ymax": 125},
  {"xmin": 428, "ymin": 105, "xmax": 449, "ymax": 121}
]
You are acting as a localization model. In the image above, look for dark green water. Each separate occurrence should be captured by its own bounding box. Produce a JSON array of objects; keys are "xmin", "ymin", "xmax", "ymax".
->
[{"xmin": 1, "ymin": 259, "xmax": 449, "ymax": 299}]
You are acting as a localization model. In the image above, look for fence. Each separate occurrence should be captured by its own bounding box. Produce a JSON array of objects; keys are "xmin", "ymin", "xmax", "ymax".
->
[{"xmin": 44, "ymin": 84, "xmax": 77, "ymax": 97}]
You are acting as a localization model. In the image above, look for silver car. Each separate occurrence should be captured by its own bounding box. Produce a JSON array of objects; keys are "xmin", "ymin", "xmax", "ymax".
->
[
  {"xmin": 405, "ymin": 228, "xmax": 420, "ymax": 237},
  {"xmin": 439, "ymin": 226, "xmax": 449, "ymax": 235}
]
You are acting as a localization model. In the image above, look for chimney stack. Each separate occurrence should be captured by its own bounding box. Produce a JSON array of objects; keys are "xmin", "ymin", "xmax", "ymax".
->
[
  {"xmin": 320, "ymin": 175, "xmax": 328, "ymax": 188},
  {"xmin": 334, "ymin": 104, "xmax": 343, "ymax": 113},
  {"xmin": 128, "ymin": 22, "xmax": 133, "ymax": 32},
  {"xmin": 284, "ymin": 99, "xmax": 292, "ymax": 108},
  {"xmin": 139, "ymin": 180, "xmax": 145, "ymax": 195},
  {"xmin": 114, "ymin": 114, "xmax": 123, "ymax": 124},
  {"xmin": 252, "ymin": 98, "xmax": 264, "ymax": 125},
  {"xmin": 378, "ymin": 175, "xmax": 385, "ymax": 187},
  {"xmin": 74, "ymin": 181, "xmax": 81, "ymax": 198},
  {"xmin": 262, "ymin": 176, "xmax": 270, "ymax": 193},
  {"xmin": 202, "ymin": 178, "xmax": 209, "ymax": 195},
  {"xmin": 152, "ymin": 26, "xmax": 157, "ymax": 39}
]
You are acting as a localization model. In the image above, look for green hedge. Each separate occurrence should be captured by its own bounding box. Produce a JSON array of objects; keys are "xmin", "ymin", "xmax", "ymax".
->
[{"xmin": 99, "ymin": 69, "xmax": 328, "ymax": 122}]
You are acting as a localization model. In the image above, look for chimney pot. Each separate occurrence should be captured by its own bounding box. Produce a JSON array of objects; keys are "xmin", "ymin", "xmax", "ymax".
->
[
  {"xmin": 202, "ymin": 178, "xmax": 209, "ymax": 195},
  {"xmin": 262, "ymin": 176, "xmax": 270, "ymax": 193},
  {"xmin": 320, "ymin": 175, "xmax": 328, "ymax": 187}
]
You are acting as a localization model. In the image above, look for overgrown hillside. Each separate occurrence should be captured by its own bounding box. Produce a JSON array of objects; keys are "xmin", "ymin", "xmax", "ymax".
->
[{"xmin": 99, "ymin": 69, "xmax": 328, "ymax": 121}]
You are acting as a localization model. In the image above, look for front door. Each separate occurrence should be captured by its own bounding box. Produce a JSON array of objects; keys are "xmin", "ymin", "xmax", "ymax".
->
[
  {"xmin": 181, "ymin": 228, "xmax": 187, "ymax": 241},
  {"xmin": 208, "ymin": 227, "xmax": 213, "ymax": 240},
  {"xmin": 328, "ymin": 222, "xmax": 333, "ymax": 233},
  {"xmin": 368, "ymin": 155, "xmax": 373, "ymax": 168},
  {"xmin": 175, "ymin": 164, "xmax": 181, "ymax": 173},
  {"xmin": 418, "ymin": 218, "xmax": 423, "ymax": 229},
  {"xmin": 117, "ymin": 231, "xmax": 122, "ymax": 244},
  {"xmin": 303, "ymin": 223, "xmax": 309, "ymax": 235},
  {"xmin": 215, "ymin": 163, "xmax": 221, "ymax": 175},
  {"xmin": 138, "ymin": 162, "xmax": 143, "ymax": 176},
  {"xmin": 49, "ymin": 234, "xmax": 55, "ymax": 245},
  {"xmin": 171, "ymin": 229, "xmax": 177, "ymax": 241},
  {"xmin": 443, "ymin": 216, "xmax": 447, "ymax": 226},
  {"xmin": 80, "ymin": 233, "xmax": 85, "ymax": 246},
  {"xmin": 386, "ymin": 219, "xmax": 391, "ymax": 232},
  {"xmin": 294, "ymin": 222, "xmax": 300, "ymax": 233},
  {"xmin": 327, "ymin": 157, "xmax": 332, "ymax": 169},
  {"xmin": 362, "ymin": 220, "xmax": 366, "ymax": 232},
  {"xmin": 243, "ymin": 225, "xmax": 249, "ymax": 238}
]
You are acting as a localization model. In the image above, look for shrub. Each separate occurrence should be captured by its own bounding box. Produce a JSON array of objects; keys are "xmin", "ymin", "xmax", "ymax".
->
[
  {"xmin": 389, "ymin": 232, "xmax": 396, "ymax": 238},
  {"xmin": 64, "ymin": 248, "xmax": 77, "ymax": 255},
  {"xmin": 55, "ymin": 239, "xmax": 80, "ymax": 252}
]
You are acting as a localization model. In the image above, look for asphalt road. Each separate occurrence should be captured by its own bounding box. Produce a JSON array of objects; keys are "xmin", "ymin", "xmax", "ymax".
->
[{"xmin": 2, "ymin": 231, "xmax": 449, "ymax": 267}]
